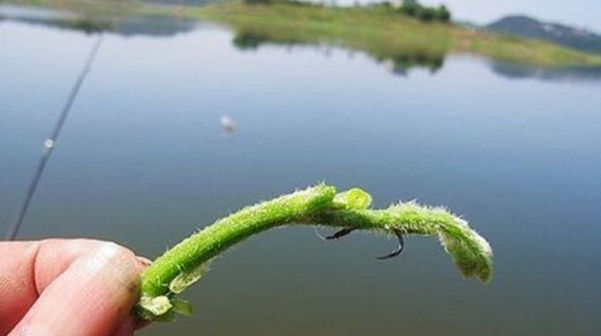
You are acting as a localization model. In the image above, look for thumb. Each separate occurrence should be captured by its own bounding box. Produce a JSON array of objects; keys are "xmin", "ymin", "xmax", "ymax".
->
[{"xmin": 9, "ymin": 242, "xmax": 141, "ymax": 336}]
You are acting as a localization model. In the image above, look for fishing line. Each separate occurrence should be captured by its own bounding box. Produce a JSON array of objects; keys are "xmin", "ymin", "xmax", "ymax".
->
[{"xmin": 4, "ymin": 35, "xmax": 103, "ymax": 241}]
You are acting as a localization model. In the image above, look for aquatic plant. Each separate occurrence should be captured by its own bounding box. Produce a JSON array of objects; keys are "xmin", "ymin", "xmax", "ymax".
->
[{"xmin": 136, "ymin": 184, "xmax": 493, "ymax": 321}]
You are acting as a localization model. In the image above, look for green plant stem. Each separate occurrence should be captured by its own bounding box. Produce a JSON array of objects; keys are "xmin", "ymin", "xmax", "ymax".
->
[
  {"xmin": 308, "ymin": 205, "xmax": 492, "ymax": 282},
  {"xmin": 140, "ymin": 184, "xmax": 337, "ymax": 298},
  {"xmin": 137, "ymin": 183, "xmax": 492, "ymax": 320}
]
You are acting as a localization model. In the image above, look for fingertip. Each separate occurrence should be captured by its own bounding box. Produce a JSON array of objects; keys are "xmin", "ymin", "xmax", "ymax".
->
[
  {"xmin": 9, "ymin": 242, "xmax": 142, "ymax": 336},
  {"xmin": 135, "ymin": 256, "xmax": 152, "ymax": 272}
]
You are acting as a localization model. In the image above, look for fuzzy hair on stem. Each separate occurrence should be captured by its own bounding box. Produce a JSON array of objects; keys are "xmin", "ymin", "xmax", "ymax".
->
[{"xmin": 136, "ymin": 183, "xmax": 493, "ymax": 320}]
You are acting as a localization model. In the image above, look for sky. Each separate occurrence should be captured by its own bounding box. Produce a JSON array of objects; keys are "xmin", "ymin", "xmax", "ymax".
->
[{"xmin": 419, "ymin": 0, "xmax": 601, "ymax": 32}]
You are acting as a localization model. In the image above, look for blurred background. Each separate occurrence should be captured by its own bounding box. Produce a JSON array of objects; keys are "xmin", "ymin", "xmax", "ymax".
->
[{"xmin": 1, "ymin": 0, "xmax": 600, "ymax": 335}]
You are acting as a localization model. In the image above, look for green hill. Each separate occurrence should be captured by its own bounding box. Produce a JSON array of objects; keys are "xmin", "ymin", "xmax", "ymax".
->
[{"xmin": 145, "ymin": 2, "xmax": 601, "ymax": 67}]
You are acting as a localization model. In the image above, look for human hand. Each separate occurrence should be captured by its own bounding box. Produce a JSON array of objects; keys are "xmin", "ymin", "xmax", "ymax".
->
[{"xmin": 0, "ymin": 239, "xmax": 148, "ymax": 336}]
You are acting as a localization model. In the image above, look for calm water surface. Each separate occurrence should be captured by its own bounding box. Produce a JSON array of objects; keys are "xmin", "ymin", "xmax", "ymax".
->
[{"xmin": 1, "ymin": 7, "xmax": 601, "ymax": 335}]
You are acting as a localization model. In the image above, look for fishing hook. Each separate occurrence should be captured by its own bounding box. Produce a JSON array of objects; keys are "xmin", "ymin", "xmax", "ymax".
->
[
  {"xmin": 320, "ymin": 227, "xmax": 405, "ymax": 260},
  {"xmin": 375, "ymin": 229, "xmax": 404, "ymax": 260}
]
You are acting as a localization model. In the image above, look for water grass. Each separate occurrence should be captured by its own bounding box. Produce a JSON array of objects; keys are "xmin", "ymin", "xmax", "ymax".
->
[{"xmin": 136, "ymin": 184, "xmax": 493, "ymax": 321}]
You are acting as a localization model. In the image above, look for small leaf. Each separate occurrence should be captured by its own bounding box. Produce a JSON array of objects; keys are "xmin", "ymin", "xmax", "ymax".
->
[
  {"xmin": 153, "ymin": 310, "xmax": 176, "ymax": 323},
  {"xmin": 138, "ymin": 295, "xmax": 172, "ymax": 317},
  {"xmin": 438, "ymin": 219, "xmax": 493, "ymax": 282},
  {"xmin": 333, "ymin": 188, "xmax": 372, "ymax": 209},
  {"xmin": 169, "ymin": 264, "xmax": 208, "ymax": 294},
  {"xmin": 172, "ymin": 298, "xmax": 194, "ymax": 316}
]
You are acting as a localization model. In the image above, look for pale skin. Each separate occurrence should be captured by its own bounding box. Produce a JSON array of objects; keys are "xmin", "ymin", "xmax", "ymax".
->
[{"xmin": 0, "ymin": 239, "xmax": 148, "ymax": 336}]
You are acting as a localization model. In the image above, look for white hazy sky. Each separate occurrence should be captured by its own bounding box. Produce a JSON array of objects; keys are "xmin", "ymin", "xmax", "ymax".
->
[{"xmin": 418, "ymin": 0, "xmax": 601, "ymax": 32}]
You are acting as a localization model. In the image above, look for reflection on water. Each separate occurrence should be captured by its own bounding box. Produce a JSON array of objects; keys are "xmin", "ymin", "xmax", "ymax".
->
[
  {"xmin": 491, "ymin": 61, "xmax": 601, "ymax": 82},
  {"xmin": 232, "ymin": 30, "xmax": 446, "ymax": 75},
  {"xmin": 2, "ymin": 4, "xmax": 600, "ymax": 81},
  {"xmin": 2, "ymin": 5, "xmax": 601, "ymax": 336},
  {"xmin": 0, "ymin": 4, "xmax": 197, "ymax": 37},
  {"xmin": 376, "ymin": 51, "xmax": 445, "ymax": 75}
]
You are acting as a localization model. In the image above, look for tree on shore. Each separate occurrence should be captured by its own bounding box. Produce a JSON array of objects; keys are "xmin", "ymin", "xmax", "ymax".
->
[{"xmin": 400, "ymin": 0, "xmax": 451, "ymax": 23}]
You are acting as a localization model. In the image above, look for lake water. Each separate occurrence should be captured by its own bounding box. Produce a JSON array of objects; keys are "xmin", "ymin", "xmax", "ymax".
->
[{"xmin": 1, "ymin": 6, "xmax": 601, "ymax": 335}]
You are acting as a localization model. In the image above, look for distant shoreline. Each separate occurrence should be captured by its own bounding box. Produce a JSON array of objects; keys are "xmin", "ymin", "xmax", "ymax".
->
[
  {"xmin": 4, "ymin": 0, "xmax": 601, "ymax": 67},
  {"xmin": 143, "ymin": 2, "xmax": 601, "ymax": 67}
]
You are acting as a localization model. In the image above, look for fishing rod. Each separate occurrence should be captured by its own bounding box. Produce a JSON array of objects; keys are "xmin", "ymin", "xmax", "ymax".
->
[{"xmin": 4, "ymin": 36, "xmax": 103, "ymax": 241}]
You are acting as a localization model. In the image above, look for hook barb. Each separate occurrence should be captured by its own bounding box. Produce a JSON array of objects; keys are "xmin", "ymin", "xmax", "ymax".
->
[{"xmin": 376, "ymin": 229, "xmax": 404, "ymax": 260}]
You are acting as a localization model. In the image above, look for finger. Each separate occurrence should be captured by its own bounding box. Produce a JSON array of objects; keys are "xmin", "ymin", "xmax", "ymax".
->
[
  {"xmin": 135, "ymin": 256, "xmax": 152, "ymax": 270},
  {"xmin": 9, "ymin": 242, "xmax": 141, "ymax": 336},
  {"xmin": 0, "ymin": 241, "xmax": 41, "ymax": 333},
  {"xmin": 110, "ymin": 318, "xmax": 135, "ymax": 336},
  {"xmin": 0, "ymin": 239, "xmax": 102, "ymax": 333}
]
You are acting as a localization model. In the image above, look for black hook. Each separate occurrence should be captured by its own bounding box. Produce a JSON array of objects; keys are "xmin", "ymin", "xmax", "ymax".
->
[
  {"xmin": 319, "ymin": 227, "xmax": 405, "ymax": 260},
  {"xmin": 376, "ymin": 229, "xmax": 404, "ymax": 260},
  {"xmin": 326, "ymin": 228, "xmax": 355, "ymax": 240}
]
